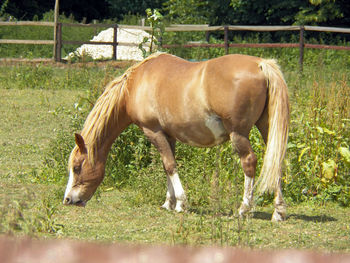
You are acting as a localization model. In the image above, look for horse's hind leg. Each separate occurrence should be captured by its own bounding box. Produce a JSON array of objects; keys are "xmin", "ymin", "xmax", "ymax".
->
[
  {"xmin": 229, "ymin": 132, "xmax": 257, "ymax": 217},
  {"xmin": 256, "ymin": 112, "xmax": 286, "ymax": 221},
  {"xmin": 142, "ymin": 127, "xmax": 186, "ymax": 212},
  {"xmin": 272, "ymin": 181, "xmax": 287, "ymax": 221}
]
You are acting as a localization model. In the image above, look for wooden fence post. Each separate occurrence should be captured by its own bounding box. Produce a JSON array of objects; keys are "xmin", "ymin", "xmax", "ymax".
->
[
  {"xmin": 299, "ymin": 25, "xmax": 305, "ymax": 72},
  {"xmin": 53, "ymin": 0, "xmax": 59, "ymax": 60},
  {"xmin": 205, "ymin": 31, "xmax": 210, "ymax": 43},
  {"xmin": 56, "ymin": 23, "xmax": 62, "ymax": 62},
  {"xmin": 224, "ymin": 26, "xmax": 229, "ymax": 55},
  {"xmin": 113, "ymin": 25, "xmax": 118, "ymax": 60}
]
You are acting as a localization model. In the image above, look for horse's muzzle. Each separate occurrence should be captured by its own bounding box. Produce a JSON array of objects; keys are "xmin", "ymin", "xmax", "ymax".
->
[{"xmin": 63, "ymin": 197, "xmax": 86, "ymax": 207}]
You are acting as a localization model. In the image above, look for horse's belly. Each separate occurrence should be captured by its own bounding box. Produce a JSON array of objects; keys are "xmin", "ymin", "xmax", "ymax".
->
[{"xmin": 167, "ymin": 114, "xmax": 229, "ymax": 147}]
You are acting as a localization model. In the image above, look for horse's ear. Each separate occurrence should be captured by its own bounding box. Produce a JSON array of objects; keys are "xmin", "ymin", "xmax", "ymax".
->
[{"xmin": 75, "ymin": 133, "xmax": 87, "ymax": 154}]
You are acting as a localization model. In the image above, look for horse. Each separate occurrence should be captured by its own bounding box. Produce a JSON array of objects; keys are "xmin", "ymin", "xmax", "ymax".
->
[{"xmin": 63, "ymin": 52, "xmax": 290, "ymax": 222}]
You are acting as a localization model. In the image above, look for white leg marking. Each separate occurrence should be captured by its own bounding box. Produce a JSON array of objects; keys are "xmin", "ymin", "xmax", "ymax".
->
[
  {"xmin": 162, "ymin": 176, "xmax": 175, "ymax": 210},
  {"xmin": 161, "ymin": 197, "xmax": 171, "ymax": 210},
  {"xmin": 161, "ymin": 172, "xmax": 186, "ymax": 212},
  {"xmin": 239, "ymin": 174, "xmax": 254, "ymax": 217},
  {"xmin": 272, "ymin": 188, "xmax": 286, "ymax": 222},
  {"xmin": 161, "ymin": 190, "xmax": 174, "ymax": 211},
  {"xmin": 272, "ymin": 210, "xmax": 285, "ymax": 222},
  {"xmin": 170, "ymin": 172, "xmax": 186, "ymax": 212}
]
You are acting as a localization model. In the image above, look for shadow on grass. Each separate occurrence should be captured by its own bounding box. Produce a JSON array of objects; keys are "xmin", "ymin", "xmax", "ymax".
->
[
  {"xmin": 252, "ymin": 211, "xmax": 272, "ymax": 220},
  {"xmin": 252, "ymin": 211, "xmax": 337, "ymax": 222},
  {"xmin": 187, "ymin": 208, "xmax": 234, "ymax": 217},
  {"xmin": 287, "ymin": 213, "xmax": 337, "ymax": 222}
]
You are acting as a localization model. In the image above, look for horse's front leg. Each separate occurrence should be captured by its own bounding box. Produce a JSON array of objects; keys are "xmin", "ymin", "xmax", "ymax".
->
[
  {"xmin": 162, "ymin": 176, "xmax": 176, "ymax": 211},
  {"xmin": 142, "ymin": 127, "xmax": 186, "ymax": 212},
  {"xmin": 239, "ymin": 174, "xmax": 255, "ymax": 217},
  {"xmin": 163, "ymin": 171, "xmax": 186, "ymax": 212}
]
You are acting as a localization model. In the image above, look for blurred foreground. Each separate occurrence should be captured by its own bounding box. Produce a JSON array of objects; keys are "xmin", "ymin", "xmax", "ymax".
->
[{"xmin": 1, "ymin": 236, "xmax": 349, "ymax": 263}]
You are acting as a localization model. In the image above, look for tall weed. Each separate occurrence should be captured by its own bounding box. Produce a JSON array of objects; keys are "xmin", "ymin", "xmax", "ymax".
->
[
  {"xmin": 0, "ymin": 188, "xmax": 64, "ymax": 236},
  {"xmin": 286, "ymin": 68, "xmax": 350, "ymax": 206}
]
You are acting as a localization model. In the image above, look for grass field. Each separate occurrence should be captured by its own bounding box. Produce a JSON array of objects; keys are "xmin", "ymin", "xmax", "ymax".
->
[
  {"xmin": 1, "ymin": 178, "xmax": 349, "ymax": 251},
  {"xmin": 0, "ymin": 89, "xmax": 80, "ymax": 176},
  {"xmin": 0, "ymin": 59, "xmax": 349, "ymax": 252}
]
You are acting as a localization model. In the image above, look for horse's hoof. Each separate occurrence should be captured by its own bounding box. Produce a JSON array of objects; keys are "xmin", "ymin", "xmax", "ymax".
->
[
  {"xmin": 238, "ymin": 203, "xmax": 251, "ymax": 218},
  {"xmin": 174, "ymin": 202, "xmax": 185, "ymax": 213},
  {"xmin": 271, "ymin": 210, "xmax": 286, "ymax": 222},
  {"xmin": 161, "ymin": 200, "xmax": 175, "ymax": 211}
]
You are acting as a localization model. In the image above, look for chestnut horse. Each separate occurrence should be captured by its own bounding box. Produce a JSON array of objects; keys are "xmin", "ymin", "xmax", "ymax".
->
[{"xmin": 63, "ymin": 52, "xmax": 289, "ymax": 221}]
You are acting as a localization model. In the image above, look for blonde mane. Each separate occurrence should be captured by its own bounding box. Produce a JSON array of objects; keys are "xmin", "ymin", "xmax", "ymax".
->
[{"xmin": 72, "ymin": 52, "xmax": 165, "ymax": 165}]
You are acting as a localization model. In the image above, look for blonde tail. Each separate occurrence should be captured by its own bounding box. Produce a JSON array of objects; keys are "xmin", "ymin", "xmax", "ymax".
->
[{"xmin": 257, "ymin": 59, "xmax": 290, "ymax": 194}]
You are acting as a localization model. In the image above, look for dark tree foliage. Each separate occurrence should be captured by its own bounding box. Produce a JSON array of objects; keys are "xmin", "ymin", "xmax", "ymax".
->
[
  {"xmin": 195, "ymin": 0, "xmax": 350, "ymax": 27},
  {"xmin": 5, "ymin": 0, "xmax": 53, "ymax": 20},
  {"xmin": 106, "ymin": 0, "xmax": 165, "ymax": 20},
  {"xmin": 4, "ymin": 0, "xmax": 110, "ymax": 22},
  {"xmin": 59, "ymin": 0, "xmax": 110, "ymax": 22},
  {"xmin": 2, "ymin": 0, "xmax": 349, "ymax": 27}
]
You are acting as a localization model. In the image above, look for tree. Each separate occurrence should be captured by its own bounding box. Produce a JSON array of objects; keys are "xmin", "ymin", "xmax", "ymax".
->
[
  {"xmin": 228, "ymin": 0, "xmax": 350, "ymax": 26},
  {"xmin": 106, "ymin": 0, "xmax": 165, "ymax": 21},
  {"xmin": 163, "ymin": 0, "xmax": 210, "ymax": 24},
  {"xmin": 0, "ymin": 0, "xmax": 9, "ymax": 17},
  {"xmin": 59, "ymin": 0, "xmax": 110, "ymax": 22},
  {"xmin": 294, "ymin": 0, "xmax": 350, "ymax": 26},
  {"xmin": 2, "ymin": 0, "xmax": 110, "ymax": 22},
  {"xmin": 4, "ymin": 0, "xmax": 52, "ymax": 20},
  {"xmin": 2, "ymin": 0, "xmax": 349, "ymax": 27}
]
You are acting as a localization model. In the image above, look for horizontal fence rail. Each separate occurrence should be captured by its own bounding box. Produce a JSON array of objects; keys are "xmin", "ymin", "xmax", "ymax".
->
[
  {"xmin": 0, "ymin": 21, "xmax": 55, "ymax": 26},
  {"xmin": 0, "ymin": 21, "xmax": 349, "ymax": 70},
  {"xmin": 0, "ymin": 39, "xmax": 55, "ymax": 45}
]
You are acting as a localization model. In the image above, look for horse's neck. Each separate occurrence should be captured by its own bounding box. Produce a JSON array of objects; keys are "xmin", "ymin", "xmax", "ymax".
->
[
  {"xmin": 82, "ymin": 105, "xmax": 131, "ymax": 166},
  {"xmin": 97, "ymin": 109, "xmax": 131, "ymax": 163}
]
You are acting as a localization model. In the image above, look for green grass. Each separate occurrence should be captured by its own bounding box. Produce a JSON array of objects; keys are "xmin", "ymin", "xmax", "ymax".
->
[
  {"xmin": 1, "ymin": 179, "xmax": 349, "ymax": 251},
  {"xmin": 0, "ymin": 61, "xmax": 129, "ymax": 177},
  {"xmin": 0, "ymin": 59, "xmax": 349, "ymax": 252},
  {"xmin": 0, "ymin": 89, "xmax": 83, "ymax": 175}
]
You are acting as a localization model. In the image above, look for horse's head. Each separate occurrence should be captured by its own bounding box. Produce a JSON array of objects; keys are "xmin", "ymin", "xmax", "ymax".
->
[{"xmin": 63, "ymin": 133, "xmax": 104, "ymax": 207}]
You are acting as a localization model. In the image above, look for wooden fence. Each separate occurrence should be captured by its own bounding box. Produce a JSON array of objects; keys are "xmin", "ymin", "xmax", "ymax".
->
[{"xmin": 0, "ymin": 21, "xmax": 349, "ymax": 70}]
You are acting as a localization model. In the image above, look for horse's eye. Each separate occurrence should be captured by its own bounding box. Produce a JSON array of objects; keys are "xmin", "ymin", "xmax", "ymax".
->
[{"xmin": 73, "ymin": 165, "xmax": 81, "ymax": 174}]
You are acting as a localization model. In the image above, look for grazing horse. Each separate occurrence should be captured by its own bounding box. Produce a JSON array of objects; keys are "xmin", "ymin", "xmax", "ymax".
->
[{"xmin": 63, "ymin": 52, "xmax": 289, "ymax": 221}]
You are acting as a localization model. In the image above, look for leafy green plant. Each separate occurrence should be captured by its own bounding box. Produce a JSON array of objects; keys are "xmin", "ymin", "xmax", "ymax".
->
[
  {"xmin": 139, "ymin": 8, "xmax": 165, "ymax": 58},
  {"xmin": 0, "ymin": 191, "xmax": 64, "ymax": 236},
  {"xmin": 285, "ymin": 68, "xmax": 350, "ymax": 206},
  {"xmin": 163, "ymin": 0, "xmax": 210, "ymax": 24},
  {"xmin": 37, "ymin": 197, "xmax": 64, "ymax": 234}
]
